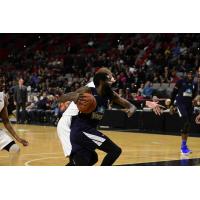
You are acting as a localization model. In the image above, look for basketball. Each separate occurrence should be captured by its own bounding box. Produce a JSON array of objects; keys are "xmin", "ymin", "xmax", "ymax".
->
[{"xmin": 77, "ymin": 93, "xmax": 97, "ymax": 113}]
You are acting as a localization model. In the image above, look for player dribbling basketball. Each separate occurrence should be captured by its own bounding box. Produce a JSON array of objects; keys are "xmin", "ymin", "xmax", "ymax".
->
[{"xmin": 59, "ymin": 72, "xmax": 137, "ymax": 165}]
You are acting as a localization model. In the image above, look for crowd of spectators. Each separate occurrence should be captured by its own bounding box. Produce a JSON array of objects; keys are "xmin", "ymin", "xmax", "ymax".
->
[{"xmin": 0, "ymin": 33, "xmax": 200, "ymax": 125}]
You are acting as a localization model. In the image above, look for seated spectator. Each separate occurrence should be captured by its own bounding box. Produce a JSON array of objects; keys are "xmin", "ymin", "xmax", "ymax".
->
[
  {"xmin": 138, "ymin": 83, "xmax": 144, "ymax": 95},
  {"xmin": 124, "ymin": 88, "xmax": 132, "ymax": 101},
  {"xmin": 26, "ymin": 95, "xmax": 39, "ymax": 123},
  {"xmin": 152, "ymin": 72, "xmax": 161, "ymax": 83},
  {"xmin": 143, "ymin": 81, "xmax": 153, "ymax": 98},
  {"xmin": 170, "ymin": 69, "xmax": 180, "ymax": 83},
  {"xmin": 135, "ymin": 91, "xmax": 144, "ymax": 101},
  {"xmin": 161, "ymin": 66, "xmax": 171, "ymax": 83}
]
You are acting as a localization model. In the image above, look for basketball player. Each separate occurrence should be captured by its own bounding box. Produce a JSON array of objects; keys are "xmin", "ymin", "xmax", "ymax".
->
[
  {"xmin": 59, "ymin": 72, "xmax": 137, "ymax": 165},
  {"xmin": 59, "ymin": 70, "xmax": 165, "ymax": 166},
  {"xmin": 0, "ymin": 92, "xmax": 29, "ymax": 154},
  {"xmin": 57, "ymin": 67, "xmax": 162, "ymax": 164},
  {"xmin": 170, "ymin": 70, "xmax": 197, "ymax": 155},
  {"xmin": 57, "ymin": 67, "xmax": 116, "ymax": 159}
]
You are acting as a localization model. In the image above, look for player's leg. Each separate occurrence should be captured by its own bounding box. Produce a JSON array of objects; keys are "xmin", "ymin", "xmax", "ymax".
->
[
  {"xmin": 57, "ymin": 116, "xmax": 73, "ymax": 159},
  {"xmin": 177, "ymin": 104, "xmax": 192, "ymax": 155},
  {"xmin": 71, "ymin": 128, "xmax": 121, "ymax": 166},
  {"xmin": 57, "ymin": 116, "xmax": 98, "ymax": 166},
  {"xmin": 97, "ymin": 136, "xmax": 122, "ymax": 166},
  {"xmin": 0, "ymin": 130, "xmax": 20, "ymax": 165},
  {"xmin": 3, "ymin": 141, "xmax": 20, "ymax": 153},
  {"xmin": 68, "ymin": 149, "xmax": 98, "ymax": 166}
]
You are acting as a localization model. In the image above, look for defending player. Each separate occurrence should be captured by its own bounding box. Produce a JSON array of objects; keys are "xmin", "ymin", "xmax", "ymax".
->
[{"xmin": 0, "ymin": 92, "xmax": 29, "ymax": 154}]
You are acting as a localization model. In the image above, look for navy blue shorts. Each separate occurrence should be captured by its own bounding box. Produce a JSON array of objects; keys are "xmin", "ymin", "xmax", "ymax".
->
[
  {"xmin": 176, "ymin": 103, "xmax": 193, "ymax": 120},
  {"xmin": 70, "ymin": 127, "xmax": 108, "ymax": 155}
]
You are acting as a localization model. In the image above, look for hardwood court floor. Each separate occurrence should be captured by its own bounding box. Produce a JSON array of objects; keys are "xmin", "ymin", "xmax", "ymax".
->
[{"xmin": 0, "ymin": 123, "xmax": 200, "ymax": 166}]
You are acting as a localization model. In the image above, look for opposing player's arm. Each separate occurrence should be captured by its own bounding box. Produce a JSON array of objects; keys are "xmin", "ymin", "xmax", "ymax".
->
[
  {"xmin": 112, "ymin": 91, "xmax": 136, "ymax": 118},
  {"xmin": 75, "ymin": 86, "xmax": 91, "ymax": 94},
  {"xmin": 0, "ymin": 95, "xmax": 28, "ymax": 146}
]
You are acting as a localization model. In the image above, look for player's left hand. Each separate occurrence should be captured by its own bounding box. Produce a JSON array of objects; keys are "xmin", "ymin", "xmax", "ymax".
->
[{"xmin": 195, "ymin": 114, "xmax": 200, "ymax": 124}]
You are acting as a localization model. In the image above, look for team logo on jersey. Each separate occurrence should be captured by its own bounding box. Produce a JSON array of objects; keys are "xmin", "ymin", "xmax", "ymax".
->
[
  {"xmin": 97, "ymin": 106, "xmax": 105, "ymax": 114},
  {"xmin": 91, "ymin": 106, "xmax": 105, "ymax": 121},
  {"xmin": 183, "ymin": 89, "xmax": 192, "ymax": 97},
  {"xmin": 91, "ymin": 112, "xmax": 104, "ymax": 120}
]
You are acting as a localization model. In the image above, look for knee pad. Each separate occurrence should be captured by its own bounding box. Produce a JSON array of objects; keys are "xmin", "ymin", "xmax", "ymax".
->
[{"xmin": 9, "ymin": 144, "xmax": 20, "ymax": 153}]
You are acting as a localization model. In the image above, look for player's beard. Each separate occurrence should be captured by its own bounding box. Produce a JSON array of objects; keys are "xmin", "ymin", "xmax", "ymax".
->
[{"xmin": 102, "ymin": 82, "xmax": 114, "ymax": 99}]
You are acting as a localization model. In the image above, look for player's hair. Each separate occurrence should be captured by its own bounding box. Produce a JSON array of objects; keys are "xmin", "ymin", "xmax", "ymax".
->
[
  {"xmin": 96, "ymin": 67, "xmax": 112, "ymax": 76},
  {"xmin": 93, "ymin": 72, "xmax": 109, "ymax": 87}
]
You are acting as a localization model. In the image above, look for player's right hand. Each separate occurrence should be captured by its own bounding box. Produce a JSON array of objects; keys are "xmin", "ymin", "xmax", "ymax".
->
[
  {"xmin": 121, "ymin": 106, "xmax": 137, "ymax": 118},
  {"xmin": 17, "ymin": 138, "xmax": 29, "ymax": 146}
]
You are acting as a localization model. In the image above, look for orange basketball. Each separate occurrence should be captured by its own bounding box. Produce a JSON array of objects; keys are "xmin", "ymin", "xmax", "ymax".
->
[{"xmin": 77, "ymin": 93, "xmax": 97, "ymax": 113}]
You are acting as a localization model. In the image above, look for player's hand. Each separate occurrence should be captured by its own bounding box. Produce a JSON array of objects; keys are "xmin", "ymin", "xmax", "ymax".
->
[
  {"xmin": 17, "ymin": 138, "xmax": 29, "ymax": 146},
  {"xmin": 122, "ymin": 106, "xmax": 137, "ymax": 118},
  {"xmin": 146, "ymin": 101, "xmax": 165, "ymax": 116},
  {"xmin": 77, "ymin": 93, "xmax": 89, "ymax": 103},
  {"xmin": 14, "ymin": 101, "xmax": 16, "ymax": 106},
  {"xmin": 76, "ymin": 93, "xmax": 94, "ymax": 106},
  {"xmin": 195, "ymin": 114, "xmax": 200, "ymax": 124}
]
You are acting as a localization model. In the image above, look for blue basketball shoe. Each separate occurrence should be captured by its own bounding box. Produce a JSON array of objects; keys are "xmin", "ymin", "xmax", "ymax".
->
[{"xmin": 181, "ymin": 145, "xmax": 192, "ymax": 155}]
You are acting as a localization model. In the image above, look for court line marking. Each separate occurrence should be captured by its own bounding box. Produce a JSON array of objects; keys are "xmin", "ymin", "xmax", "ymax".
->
[
  {"xmin": 25, "ymin": 156, "xmax": 64, "ymax": 166},
  {"xmin": 17, "ymin": 129, "xmax": 30, "ymax": 132},
  {"xmin": 2, "ymin": 149, "xmax": 200, "ymax": 165},
  {"xmin": 0, "ymin": 152, "xmax": 63, "ymax": 158}
]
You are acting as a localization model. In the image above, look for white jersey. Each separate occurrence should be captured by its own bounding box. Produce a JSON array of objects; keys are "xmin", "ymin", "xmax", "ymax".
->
[
  {"xmin": 57, "ymin": 81, "xmax": 95, "ymax": 156},
  {"xmin": 86, "ymin": 81, "xmax": 95, "ymax": 88},
  {"xmin": 57, "ymin": 102, "xmax": 79, "ymax": 156},
  {"xmin": 0, "ymin": 92, "xmax": 13, "ymax": 150}
]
